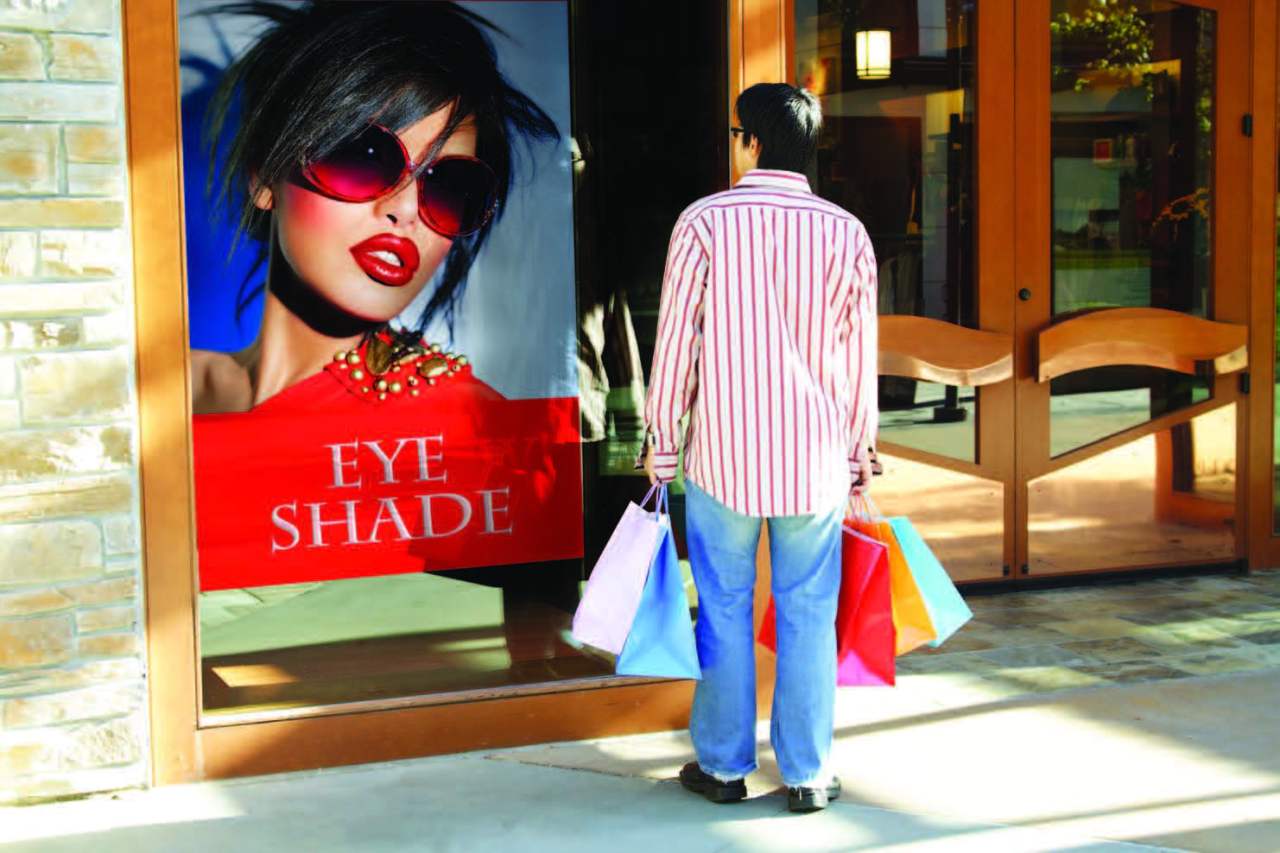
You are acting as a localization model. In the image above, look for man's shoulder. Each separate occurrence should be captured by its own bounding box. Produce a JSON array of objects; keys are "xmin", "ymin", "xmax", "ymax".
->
[
  {"xmin": 803, "ymin": 194, "xmax": 863, "ymax": 226},
  {"xmin": 678, "ymin": 189, "xmax": 739, "ymax": 222},
  {"xmin": 827, "ymin": 199, "xmax": 858, "ymax": 219}
]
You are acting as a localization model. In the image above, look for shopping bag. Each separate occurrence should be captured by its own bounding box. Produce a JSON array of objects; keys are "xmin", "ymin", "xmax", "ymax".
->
[
  {"xmin": 887, "ymin": 517, "xmax": 972, "ymax": 648},
  {"xmin": 616, "ymin": 522, "xmax": 701, "ymax": 680},
  {"xmin": 571, "ymin": 485, "xmax": 667, "ymax": 654},
  {"xmin": 848, "ymin": 498, "xmax": 937, "ymax": 656},
  {"xmin": 759, "ymin": 524, "xmax": 896, "ymax": 686}
]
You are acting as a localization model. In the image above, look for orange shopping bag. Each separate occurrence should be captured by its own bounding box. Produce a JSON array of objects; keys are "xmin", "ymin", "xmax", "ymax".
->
[{"xmin": 848, "ymin": 497, "xmax": 937, "ymax": 655}]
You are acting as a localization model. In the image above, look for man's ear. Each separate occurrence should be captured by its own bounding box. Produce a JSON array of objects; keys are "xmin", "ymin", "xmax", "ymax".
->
[{"xmin": 250, "ymin": 177, "xmax": 274, "ymax": 212}]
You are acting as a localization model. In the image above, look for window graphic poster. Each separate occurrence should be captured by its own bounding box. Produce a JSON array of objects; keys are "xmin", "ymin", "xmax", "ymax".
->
[{"xmin": 178, "ymin": 1, "xmax": 581, "ymax": 590}]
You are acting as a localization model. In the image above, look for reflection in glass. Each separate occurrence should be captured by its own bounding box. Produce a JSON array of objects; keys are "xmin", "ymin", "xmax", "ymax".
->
[
  {"xmin": 1051, "ymin": 0, "xmax": 1214, "ymax": 318},
  {"xmin": 1049, "ymin": 1, "xmax": 1216, "ymax": 458},
  {"xmin": 199, "ymin": 573, "xmax": 606, "ymax": 714},
  {"xmin": 1030, "ymin": 404, "xmax": 1236, "ymax": 575},
  {"xmin": 870, "ymin": 451, "xmax": 1004, "ymax": 582},
  {"xmin": 879, "ymin": 381, "xmax": 976, "ymax": 463},
  {"xmin": 795, "ymin": 0, "xmax": 977, "ymax": 459},
  {"xmin": 1050, "ymin": 365, "xmax": 1210, "ymax": 457}
]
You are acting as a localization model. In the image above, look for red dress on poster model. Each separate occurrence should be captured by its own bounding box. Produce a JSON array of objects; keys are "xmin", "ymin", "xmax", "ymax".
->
[{"xmin": 193, "ymin": 330, "xmax": 582, "ymax": 591}]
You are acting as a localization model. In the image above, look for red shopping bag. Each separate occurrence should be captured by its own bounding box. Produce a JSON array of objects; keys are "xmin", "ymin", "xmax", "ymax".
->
[
  {"xmin": 759, "ymin": 524, "xmax": 896, "ymax": 686},
  {"xmin": 847, "ymin": 496, "xmax": 938, "ymax": 655}
]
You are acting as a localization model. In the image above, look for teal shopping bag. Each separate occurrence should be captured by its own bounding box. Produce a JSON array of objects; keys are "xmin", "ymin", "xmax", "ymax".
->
[
  {"xmin": 615, "ymin": 524, "xmax": 701, "ymax": 680},
  {"xmin": 886, "ymin": 517, "xmax": 972, "ymax": 648}
]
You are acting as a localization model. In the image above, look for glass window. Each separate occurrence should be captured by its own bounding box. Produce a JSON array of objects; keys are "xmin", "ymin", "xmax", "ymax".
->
[{"xmin": 181, "ymin": 0, "xmax": 726, "ymax": 718}]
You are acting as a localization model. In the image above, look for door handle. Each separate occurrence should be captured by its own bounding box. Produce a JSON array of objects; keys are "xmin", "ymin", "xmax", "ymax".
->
[
  {"xmin": 1036, "ymin": 308, "xmax": 1248, "ymax": 382},
  {"xmin": 1018, "ymin": 288, "xmax": 1032, "ymax": 302},
  {"xmin": 877, "ymin": 316, "xmax": 1013, "ymax": 386}
]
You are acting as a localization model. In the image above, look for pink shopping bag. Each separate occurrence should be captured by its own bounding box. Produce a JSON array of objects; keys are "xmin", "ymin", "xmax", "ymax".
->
[{"xmin": 571, "ymin": 485, "xmax": 668, "ymax": 654}]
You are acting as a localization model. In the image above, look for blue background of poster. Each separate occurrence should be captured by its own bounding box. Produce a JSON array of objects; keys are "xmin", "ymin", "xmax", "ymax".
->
[{"xmin": 178, "ymin": 1, "xmax": 578, "ymax": 401}]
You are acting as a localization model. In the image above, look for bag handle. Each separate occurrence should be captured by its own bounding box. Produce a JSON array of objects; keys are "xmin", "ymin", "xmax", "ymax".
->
[
  {"xmin": 847, "ymin": 492, "xmax": 884, "ymax": 521},
  {"xmin": 640, "ymin": 483, "xmax": 671, "ymax": 519}
]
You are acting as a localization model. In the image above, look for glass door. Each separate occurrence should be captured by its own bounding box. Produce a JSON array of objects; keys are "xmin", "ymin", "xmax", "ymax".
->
[
  {"xmin": 790, "ymin": 0, "xmax": 1250, "ymax": 584},
  {"xmin": 1014, "ymin": 0, "xmax": 1250, "ymax": 578}
]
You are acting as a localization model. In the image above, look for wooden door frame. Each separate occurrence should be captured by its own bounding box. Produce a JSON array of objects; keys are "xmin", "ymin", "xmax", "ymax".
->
[
  {"xmin": 1013, "ymin": 0, "xmax": 1255, "ymax": 577},
  {"xmin": 979, "ymin": 3, "xmax": 1020, "ymax": 579},
  {"xmin": 124, "ymin": 0, "xmax": 701, "ymax": 786},
  {"xmin": 1252, "ymin": 0, "xmax": 1280, "ymax": 572}
]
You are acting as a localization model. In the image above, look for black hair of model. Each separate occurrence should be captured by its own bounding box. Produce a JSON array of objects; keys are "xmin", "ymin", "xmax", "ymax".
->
[
  {"xmin": 735, "ymin": 83, "xmax": 822, "ymax": 173},
  {"xmin": 204, "ymin": 1, "xmax": 559, "ymax": 335}
]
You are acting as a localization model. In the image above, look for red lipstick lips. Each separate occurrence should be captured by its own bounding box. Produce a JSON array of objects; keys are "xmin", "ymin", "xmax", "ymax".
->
[{"xmin": 349, "ymin": 234, "xmax": 420, "ymax": 287}]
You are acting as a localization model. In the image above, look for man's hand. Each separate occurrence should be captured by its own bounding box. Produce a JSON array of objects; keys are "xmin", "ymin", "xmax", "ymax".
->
[
  {"xmin": 643, "ymin": 445, "xmax": 659, "ymax": 485},
  {"xmin": 851, "ymin": 454, "xmax": 874, "ymax": 496}
]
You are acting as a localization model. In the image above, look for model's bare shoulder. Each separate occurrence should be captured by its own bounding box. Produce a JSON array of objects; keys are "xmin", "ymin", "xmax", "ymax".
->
[{"xmin": 191, "ymin": 350, "xmax": 254, "ymax": 415}]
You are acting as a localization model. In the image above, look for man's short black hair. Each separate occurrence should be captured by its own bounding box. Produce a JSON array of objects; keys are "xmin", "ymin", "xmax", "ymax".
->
[{"xmin": 735, "ymin": 83, "xmax": 822, "ymax": 173}]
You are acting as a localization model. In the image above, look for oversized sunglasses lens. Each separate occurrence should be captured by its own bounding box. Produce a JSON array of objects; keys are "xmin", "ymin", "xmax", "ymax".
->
[
  {"xmin": 419, "ymin": 157, "xmax": 497, "ymax": 237},
  {"xmin": 305, "ymin": 126, "xmax": 405, "ymax": 201}
]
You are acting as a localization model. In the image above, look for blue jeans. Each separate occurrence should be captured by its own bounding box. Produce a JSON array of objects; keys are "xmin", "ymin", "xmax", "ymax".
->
[{"xmin": 684, "ymin": 481, "xmax": 842, "ymax": 788}]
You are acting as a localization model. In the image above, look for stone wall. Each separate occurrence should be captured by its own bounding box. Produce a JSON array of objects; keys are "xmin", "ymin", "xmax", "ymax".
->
[{"xmin": 0, "ymin": 0, "xmax": 147, "ymax": 804}]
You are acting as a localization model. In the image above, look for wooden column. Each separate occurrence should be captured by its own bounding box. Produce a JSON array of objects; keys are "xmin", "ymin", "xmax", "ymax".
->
[
  {"xmin": 730, "ymin": 0, "xmax": 789, "ymax": 183},
  {"xmin": 122, "ymin": 0, "xmax": 201, "ymax": 783},
  {"xmin": 1250, "ymin": 0, "xmax": 1279, "ymax": 570}
]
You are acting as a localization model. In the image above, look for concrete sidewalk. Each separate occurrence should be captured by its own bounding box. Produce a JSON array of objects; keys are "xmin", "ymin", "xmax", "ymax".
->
[
  {"xmin": 488, "ymin": 669, "xmax": 1280, "ymax": 852},
  {"xmin": 1, "ymin": 667, "xmax": 1275, "ymax": 852},
  {"xmin": 0, "ymin": 752, "xmax": 1168, "ymax": 853},
  {"xmin": 3, "ymin": 574, "xmax": 1278, "ymax": 852}
]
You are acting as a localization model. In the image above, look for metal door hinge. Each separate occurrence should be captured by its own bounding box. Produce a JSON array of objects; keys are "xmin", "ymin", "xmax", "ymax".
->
[
  {"xmin": 1002, "ymin": 564, "xmax": 1011, "ymax": 577},
  {"xmin": 1239, "ymin": 371, "xmax": 1251, "ymax": 394},
  {"xmin": 1020, "ymin": 563, "xmax": 1030, "ymax": 576},
  {"xmin": 1243, "ymin": 114, "xmax": 1254, "ymax": 137}
]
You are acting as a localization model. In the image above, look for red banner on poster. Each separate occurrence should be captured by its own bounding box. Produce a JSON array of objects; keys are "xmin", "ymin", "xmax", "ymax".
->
[{"xmin": 192, "ymin": 361, "xmax": 583, "ymax": 591}]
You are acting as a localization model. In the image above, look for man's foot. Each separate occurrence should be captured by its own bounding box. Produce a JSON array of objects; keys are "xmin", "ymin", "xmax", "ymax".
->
[
  {"xmin": 679, "ymin": 762, "xmax": 747, "ymax": 804},
  {"xmin": 787, "ymin": 785, "xmax": 828, "ymax": 813},
  {"xmin": 787, "ymin": 777, "xmax": 841, "ymax": 813}
]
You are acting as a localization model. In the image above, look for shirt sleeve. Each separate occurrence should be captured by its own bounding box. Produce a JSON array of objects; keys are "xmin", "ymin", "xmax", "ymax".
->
[
  {"xmin": 845, "ymin": 223, "xmax": 879, "ymax": 474},
  {"xmin": 642, "ymin": 211, "xmax": 709, "ymax": 482}
]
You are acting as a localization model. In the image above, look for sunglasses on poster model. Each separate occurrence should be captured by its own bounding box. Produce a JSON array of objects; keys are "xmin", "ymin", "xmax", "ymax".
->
[{"xmin": 299, "ymin": 124, "xmax": 499, "ymax": 239}]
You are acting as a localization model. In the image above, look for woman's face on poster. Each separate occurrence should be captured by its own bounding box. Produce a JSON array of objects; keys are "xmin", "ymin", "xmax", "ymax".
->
[{"xmin": 255, "ymin": 107, "xmax": 479, "ymax": 323}]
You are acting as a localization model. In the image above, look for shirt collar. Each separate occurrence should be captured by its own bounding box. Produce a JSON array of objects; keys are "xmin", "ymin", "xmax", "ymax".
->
[{"xmin": 735, "ymin": 169, "xmax": 811, "ymax": 192}]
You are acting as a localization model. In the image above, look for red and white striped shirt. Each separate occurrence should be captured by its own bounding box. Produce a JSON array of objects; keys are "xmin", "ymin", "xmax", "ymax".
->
[{"xmin": 644, "ymin": 169, "xmax": 878, "ymax": 517}]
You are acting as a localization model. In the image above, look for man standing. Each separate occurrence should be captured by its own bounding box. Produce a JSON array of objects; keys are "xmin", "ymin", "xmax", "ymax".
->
[{"xmin": 642, "ymin": 83, "xmax": 878, "ymax": 813}]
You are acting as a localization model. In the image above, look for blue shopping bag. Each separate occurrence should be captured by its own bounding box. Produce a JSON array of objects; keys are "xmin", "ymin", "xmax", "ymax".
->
[
  {"xmin": 615, "ymin": 522, "xmax": 701, "ymax": 680},
  {"xmin": 886, "ymin": 516, "xmax": 972, "ymax": 648}
]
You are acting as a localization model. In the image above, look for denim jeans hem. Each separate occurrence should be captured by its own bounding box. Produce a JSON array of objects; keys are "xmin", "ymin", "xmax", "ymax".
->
[
  {"xmin": 701, "ymin": 762, "xmax": 757, "ymax": 783},
  {"xmin": 783, "ymin": 772, "xmax": 833, "ymax": 789}
]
